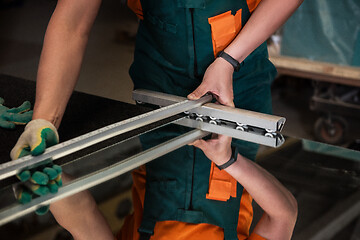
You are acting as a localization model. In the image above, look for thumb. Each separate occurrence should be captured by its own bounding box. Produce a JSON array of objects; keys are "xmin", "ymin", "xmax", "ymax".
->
[{"xmin": 188, "ymin": 82, "xmax": 209, "ymax": 100}]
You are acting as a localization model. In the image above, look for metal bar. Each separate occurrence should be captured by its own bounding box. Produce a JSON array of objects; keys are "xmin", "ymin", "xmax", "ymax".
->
[
  {"xmin": 176, "ymin": 118, "xmax": 285, "ymax": 148},
  {"xmin": 0, "ymin": 129, "xmax": 210, "ymax": 226},
  {"xmin": 0, "ymin": 95, "xmax": 212, "ymax": 181},
  {"xmin": 133, "ymin": 89, "xmax": 286, "ymax": 131}
]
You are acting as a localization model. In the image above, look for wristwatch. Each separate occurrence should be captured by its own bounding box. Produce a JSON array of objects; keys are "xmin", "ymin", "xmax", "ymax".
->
[
  {"xmin": 216, "ymin": 146, "xmax": 239, "ymax": 170},
  {"xmin": 217, "ymin": 51, "xmax": 241, "ymax": 72}
]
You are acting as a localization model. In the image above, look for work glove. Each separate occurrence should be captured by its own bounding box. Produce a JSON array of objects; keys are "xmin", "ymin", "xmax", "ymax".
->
[
  {"xmin": 0, "ymin": 97, "xmax": 33, "ymax": 129},
  {"xmin": 10, "ymin": 119, "xmax": 62, "ymax": 215}
]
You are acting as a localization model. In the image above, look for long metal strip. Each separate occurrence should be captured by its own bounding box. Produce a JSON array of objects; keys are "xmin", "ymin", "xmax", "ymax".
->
[
  {"xmin": 0, "ymin": 95, "xmax": 212, "ymax": 181},
  {"xmin": 0, "ymin": 129, "xmax": 210, "ymax": 226},
  {"xmin": 133, "ymin": 89, "xmax": 286, "ymax": 131}
]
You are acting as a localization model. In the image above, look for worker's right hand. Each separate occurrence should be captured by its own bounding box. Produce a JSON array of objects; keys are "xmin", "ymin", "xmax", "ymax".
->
[
  {"xmin": 187, "ymin": 57, "xmax": 235, "ymax": 107},
  {"xmin": 10, "ymin": 119, "xmax": 62, "ymax": 215}
]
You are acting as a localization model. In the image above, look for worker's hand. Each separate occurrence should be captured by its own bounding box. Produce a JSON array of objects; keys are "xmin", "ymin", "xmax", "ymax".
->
[
  {"xmin": 0, "ymin": 97, "xmax": 33, "ymax": 129},
  {"xmin": 187, "ymin": 57, "xmax": 235, "ymax": 107},
  {"xmin": 190, "ymin": 133, "xmax": 233, "ymax": 167},
  {"xmin": 188, "ymin": 58, "xmax": 235, "ymax": 165},
  {"xmin": 10, "ymin": 119, "xmax": 62, "ymax": 215}
]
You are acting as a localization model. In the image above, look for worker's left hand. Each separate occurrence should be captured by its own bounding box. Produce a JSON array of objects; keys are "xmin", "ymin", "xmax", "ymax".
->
[
  {"xmin": 0, "ymin": 97, "xmax": 33, "ymax": 129},
  {"xmin": 190, "ymin": 133, "xmax": 233, "ymax": 167},
  {"xmin": 187, "ymin": 57, "xmax": 235, "ymax": 107},
  {"xmin": 10, "ymin": 119, "xmax": 62, "ymax": 215}
]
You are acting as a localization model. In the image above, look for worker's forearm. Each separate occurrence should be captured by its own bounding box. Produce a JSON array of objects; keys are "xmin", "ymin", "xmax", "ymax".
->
[
  {"xmin": 50, "ymin": 174, "xmax": 114, "ymax": 240},
  {"xmin": 225, "ymin": 0, "xmax": 303, "ymax": 62},
  {"xmin": 225, "ymin": 155, "xmax": 297, "ymax": 239},
  {"xmin": 226, "ymin": 155, "xmax": 297, "ymax": 220},
  {"xmin": 33, "ymin": 0, "xmax": 101, "ymax": 128}
]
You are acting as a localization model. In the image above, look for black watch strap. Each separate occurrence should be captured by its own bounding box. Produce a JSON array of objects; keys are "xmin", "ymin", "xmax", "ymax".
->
[
  {"xmin": 216, "ymin": 146, "xmax": 239, "ymax": 170},
  {"xmin": 217, "ymin": 51, "xmax": 241, "ymax": 72}
]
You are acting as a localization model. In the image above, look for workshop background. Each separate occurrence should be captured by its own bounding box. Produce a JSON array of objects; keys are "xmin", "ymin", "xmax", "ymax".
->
[{"xmin": 0, "ymin": 0, "xmax": 359, "ymax": 240}]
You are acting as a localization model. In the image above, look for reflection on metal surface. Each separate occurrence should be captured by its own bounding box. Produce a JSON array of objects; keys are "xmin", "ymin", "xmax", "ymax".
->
[
  {"xmin": 0, "ymin": 129, "xmax": 209, "ymax": 226},
  {"xmin": 0, "ymin": 95, "xmax": 212, "ymax": 181}
]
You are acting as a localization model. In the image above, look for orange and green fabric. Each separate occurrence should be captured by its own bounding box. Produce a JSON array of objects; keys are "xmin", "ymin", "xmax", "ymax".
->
[
  {"xmin": 0, "ymin": 97, "xmax": 33, "ymax": 129},
  {"xmin": 117, "ymin": 166, "xmax": 266, "ymax": 240},
  {"xmin": 10, "ymin": 119, "xmax": 62, "ymax": 215},
  {"xmin": 126, "ymin": 0, "xmax": 276, "ymax": 239}
]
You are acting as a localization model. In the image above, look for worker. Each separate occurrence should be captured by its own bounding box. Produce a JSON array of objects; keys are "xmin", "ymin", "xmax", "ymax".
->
[{"xmin": 10, "ymin": 0, "xmax": 303, "ymax": 239}]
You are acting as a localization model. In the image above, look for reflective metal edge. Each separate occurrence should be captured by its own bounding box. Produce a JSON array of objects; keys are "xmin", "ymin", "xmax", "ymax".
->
[
  {"xmin": 0, "ymin": 95, "xmax": 212, "ymax": 181},
  {"xmin": 133, "ymin": 89, "xmax": 286, "ymax": 131},
  {"xmin": 176, "ymin": 118, "xmax": 285, "ymax": 148},
  {"xmin": 0, "ymin": 129, "xmax": 210, "ymax": 226}
]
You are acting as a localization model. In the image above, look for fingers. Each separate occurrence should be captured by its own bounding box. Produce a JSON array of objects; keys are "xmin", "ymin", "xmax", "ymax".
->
[
  {"xmin": 7, "ymin": 101, "xmax": 31, "ymax": 114},
  {"xmin": 4, "ymin": 111, "xmax": 33, "ymax": 125},
  {"xmin": 48, "ymin": 180, "xmax": 59, "ymax": 193},
  {"xmin": 35, "ymin": 205, "xmax": 50, "ymax": 215},
  {"xmin": 30, "ymin": 171, "xmax": 49, "ymax": 185},
  {"xmin": 10, "ymin": 134, "xmax": 32, "ymax": 160},
  {"xmin": 0, "ymin": 101, "xmax": 32, "ymax": 129},
  {"xmin": 43, "ymin": 167, "xmax": 58, "ymax": 180},
  {"xmin": 13, "ymin": 186, "xmax": 32, "ymax": 204},
  {"xmin": 10, "ymin": 119, "xmax": 61, "ymax": 216},
  {"xmin": 26, "ymin": 182, "xmax": 50, "ymax": 196},
  {"xmin": 187, "ymin": 82, "xmax": 209, "ymax": 100},
  {"xmin": 16, "ymin": 170, "xmax": 31, "ymax": 182},
  {"xmin": 187, "ymin": 80, "xmax": 234, "ymax": 107},
  {"xmin": 14, "ymin": 184, "xmax": 52, "ymax": 215},
  {"xmin": 0, "ymin": 120, "xmax": 15, "ymax": 129}
]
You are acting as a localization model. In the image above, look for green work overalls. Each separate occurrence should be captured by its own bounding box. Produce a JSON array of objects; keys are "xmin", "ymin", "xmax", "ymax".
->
[{"xmin": 128, "ymin": 0, "xmax": 277, "ymax": 239}]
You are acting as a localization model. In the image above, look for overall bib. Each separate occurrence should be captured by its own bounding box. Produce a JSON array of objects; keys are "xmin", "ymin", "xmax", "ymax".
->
[{"xmin": 127, "ymin": 1, "xmax": 277, "ymax": 239}]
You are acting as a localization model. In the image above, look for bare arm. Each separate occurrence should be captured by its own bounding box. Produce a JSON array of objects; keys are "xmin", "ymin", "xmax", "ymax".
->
[
  {"xmin": 33, "ymin": 0, "xmax": 102, "ymax": 128},
  {"xmin": 225, "ymin": 0, "xmax": 303, "ymax": 62},
  {"xmin": 50, "ymin": 174, "xmax": 114, "ymax": 240},
  {"xmin": 188, "ymin": 0, "xmax": 304, "ymax": 105},
  {"xmin": 192, "ymin": 135, "xmax": 298, "ymax": 240},
  {"xmin": 33, "ymin": 1, "xmax": 114, "ymax": 238},
  {"xmin": 225, "ymin": 154, "xmax": 298, "ymax": 240}
]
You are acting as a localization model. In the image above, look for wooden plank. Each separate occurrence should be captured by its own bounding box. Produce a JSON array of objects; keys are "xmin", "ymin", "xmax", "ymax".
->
[{"xmin": 270, "ymin": 56, "xmax": 360, "ymax": 87}]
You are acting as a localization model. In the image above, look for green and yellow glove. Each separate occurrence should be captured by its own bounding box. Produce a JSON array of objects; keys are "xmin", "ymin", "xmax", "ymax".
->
[
  {"xmin": 10, "ymin": 119, "xmax": 62, "ymax": 215},
  {"xmin": 0, "ymin": 97, "xmax": 33, "ymax": 129}
]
